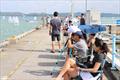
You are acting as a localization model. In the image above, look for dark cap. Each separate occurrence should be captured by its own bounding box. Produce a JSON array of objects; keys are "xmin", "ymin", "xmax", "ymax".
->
[
  {"xmin": 90, "ymin": 33, "xmax": 96, "ymax": 36},
  {"xmin": 74, "ymin": 31, "xmax": 83, "ymax": 37}
]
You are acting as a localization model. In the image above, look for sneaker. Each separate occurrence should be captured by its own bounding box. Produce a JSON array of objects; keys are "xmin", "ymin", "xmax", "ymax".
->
[{"xmin": 58, "ymin": 49, "xmax": 62, "ymax": 52}]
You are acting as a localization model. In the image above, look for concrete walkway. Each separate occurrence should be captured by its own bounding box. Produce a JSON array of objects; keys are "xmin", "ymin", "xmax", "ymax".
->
[{"xmin": 0, "ymin": 28, "xmax": 64, "ymax": 80}]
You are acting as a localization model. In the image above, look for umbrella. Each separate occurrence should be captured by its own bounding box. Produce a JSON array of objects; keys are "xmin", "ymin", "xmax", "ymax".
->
[{"xmin": 78, "ymin": 25, "xmax": 106, "ymax": 34}]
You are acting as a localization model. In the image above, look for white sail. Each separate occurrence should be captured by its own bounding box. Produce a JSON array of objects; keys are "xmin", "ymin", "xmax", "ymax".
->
[
  {"xmin": 2, "ymin": 16, "xmax": 5, "ymax": 20},
  {"xmin": 13, "ymin": 16, "xmax": 20, "ymax": 25},
  {"xmin": 8, "ymin": 16, "xmax": 13, "ymax": 23},
  {"xmin": 34, "ymin": 16, "xmax": 37, "ymax": 20}
]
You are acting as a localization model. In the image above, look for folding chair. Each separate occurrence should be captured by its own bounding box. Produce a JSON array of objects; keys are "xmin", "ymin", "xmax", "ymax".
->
[
  {"xmin": 75, "ymin": 54, "xmax": 106, "ymax": 80},
  {"xmin": 51, "ymin": 39, "xmax": 72, "ymax": 75},
  {"xmin": 73, "ymin": 42, "xmax": 106, "ymax": 80}
]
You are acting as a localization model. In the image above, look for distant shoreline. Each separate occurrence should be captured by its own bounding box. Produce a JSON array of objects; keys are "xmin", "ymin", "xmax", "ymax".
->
[{"xmin": 0, "ymin": 12, "xmax": 120, "ymax": 17}]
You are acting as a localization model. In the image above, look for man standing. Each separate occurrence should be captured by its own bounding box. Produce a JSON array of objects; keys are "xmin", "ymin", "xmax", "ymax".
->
[
  {"xmin": 80, "ymin": 13, "xmax": 86, "ymax": 25},
  {"xmin": 49, "ymin": 11, "xmax": 61, "ymax": 53}
]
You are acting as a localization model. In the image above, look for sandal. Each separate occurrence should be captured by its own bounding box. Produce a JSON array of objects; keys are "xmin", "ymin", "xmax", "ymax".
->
[{"xmin": 51, "ymin": 50, "xmax": 55, "ymax": 53}]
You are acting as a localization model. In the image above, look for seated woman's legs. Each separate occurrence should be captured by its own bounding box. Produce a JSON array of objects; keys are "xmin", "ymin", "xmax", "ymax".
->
[
  {"xmin": 65, "ymin": 53, "xmax": 70, "ymax": 61},
  {"xmin": 63, "ymin": 67, "xmax": 79, "ymax": 80},
  {"xmin": 55, "ymin": 58, "xmax": 77, "ymax": 80}
]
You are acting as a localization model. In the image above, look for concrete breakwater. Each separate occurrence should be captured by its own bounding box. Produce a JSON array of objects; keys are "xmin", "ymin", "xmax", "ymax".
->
[{"xmin": 0, "ymin": 27, "xmax": 41, "ymax": 51}]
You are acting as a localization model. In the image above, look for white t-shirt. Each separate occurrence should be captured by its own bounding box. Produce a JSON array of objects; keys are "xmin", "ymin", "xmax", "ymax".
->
[
  {"xmin": 67, "ymin": 25, "xmax": 81, "ymax": 33},
  {"xmin": 72, "ymin": 18, "xmax": 79, "ymax": 26}
]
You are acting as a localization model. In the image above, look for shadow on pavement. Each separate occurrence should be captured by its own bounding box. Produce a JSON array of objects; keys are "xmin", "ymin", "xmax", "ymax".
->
[
  {"xmin": 38, "ymin": 54, "xmax": 65, "ymax": 60},
  {"xmin": 24, "ymin": 70, "xmax": 51, "ymax": 76},
  {"xmin": 38, "ymin": 61, "xmax": 64, "ymax": 67},
  {"xmin": 17, "ymin": 49, "xmax": 50, "ymax": 52}
]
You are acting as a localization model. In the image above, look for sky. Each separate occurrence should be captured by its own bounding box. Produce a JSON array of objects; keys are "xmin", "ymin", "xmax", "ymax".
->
[{"xmin": 0, "ymin": 0, "xmax": 120, "ymax": 14}]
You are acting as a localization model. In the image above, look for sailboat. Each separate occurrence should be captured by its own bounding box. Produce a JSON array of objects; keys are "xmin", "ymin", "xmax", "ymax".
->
[
  {"xmin": 34, "ymin": 16, "xmax": 37, "ymax": 20},
  {"xmin": 2, "ymin": 16, "xmax": 5, "ymax": 20},
  {"xmin": 8, "ymin": 16, "xmax": 13, "ymax": 23}
]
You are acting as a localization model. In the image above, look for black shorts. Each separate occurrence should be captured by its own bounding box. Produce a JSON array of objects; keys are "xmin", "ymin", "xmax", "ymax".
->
[{"xmin": 51, "ymin": 34, "xmax": 60, "ymax": 41}]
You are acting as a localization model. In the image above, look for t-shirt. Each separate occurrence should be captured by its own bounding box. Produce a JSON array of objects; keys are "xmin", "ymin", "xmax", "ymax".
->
[
  {"xmin": 50, "ymin": 17, "xmax": 61, "ymax": 35},
  {"xmin": 73, "ymin": 39, "xmax": 88, "ymax": 58},
  {"xmin": 72, "ymin": 18, "xmax": 79, "ymax": 26},
  {"xmin": 92, "ymin": 52, "xmax": 105, "ymax": 68},
  {"xmin": 87, "ymin": 52, "xmax": 105, "ymax": 77},
  {"xmin": 67, "ymin": 25, "xmax": 81, "ymax": 33},
  {"xmin": 80, "ymin": 18, "xmax": 85, "ymax": 25}
]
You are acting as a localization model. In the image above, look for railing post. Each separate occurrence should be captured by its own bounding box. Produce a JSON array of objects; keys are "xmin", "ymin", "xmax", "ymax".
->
[
  {"xmin": 111, "ymin": 34, "xmax": 116, "ymax": 70},
  {"xmin": 69, "ymin": 48, "xmax": 73, "ymax": 58}
]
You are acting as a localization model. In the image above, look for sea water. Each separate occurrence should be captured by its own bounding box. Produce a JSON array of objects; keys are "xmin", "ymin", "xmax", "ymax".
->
[
  {"xmin": 0, "ymin": 16, "xmax": 42, "ymax": 41},
  {"xmin": 0, "ymin": 16, "xmax": 120, "ymax": 42},
  {"xmin": 101, "ymin": 17, "xmax": 120, "ymax": 25}
]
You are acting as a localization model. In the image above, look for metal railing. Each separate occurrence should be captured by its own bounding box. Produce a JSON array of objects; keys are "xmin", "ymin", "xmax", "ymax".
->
[{"xmin": 111, "ymin": 34, "xmax": 120, "ymax": 69}]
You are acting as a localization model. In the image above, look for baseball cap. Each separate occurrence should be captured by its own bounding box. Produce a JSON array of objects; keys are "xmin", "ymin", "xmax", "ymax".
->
[{"xmin": 74, "ymin": 31, "xmax": 83, "ymax": 37}]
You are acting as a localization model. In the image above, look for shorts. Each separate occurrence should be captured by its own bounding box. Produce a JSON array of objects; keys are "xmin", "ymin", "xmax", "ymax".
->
[{"xmin": 51, "ymin": 34, "xmax": 60, "ymax": 41}]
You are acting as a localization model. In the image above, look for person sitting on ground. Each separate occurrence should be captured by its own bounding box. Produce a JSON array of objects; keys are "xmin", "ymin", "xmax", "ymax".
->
[
  {"xmin": 49, "ymin": 11, "xmax": 62, "ymax": 53},
  {"xmin": 55, "ymin": 31, "xmax": 88, "ymax": 80},
  {"xmin": 55, "ymin": 38, "xmax": 109, "ymax": 80}
]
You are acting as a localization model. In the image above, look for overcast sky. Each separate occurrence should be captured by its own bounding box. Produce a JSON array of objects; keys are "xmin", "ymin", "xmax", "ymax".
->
[{"xmin": 0, "ymin": 0, "xmax": 120, "ymax": 14}]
